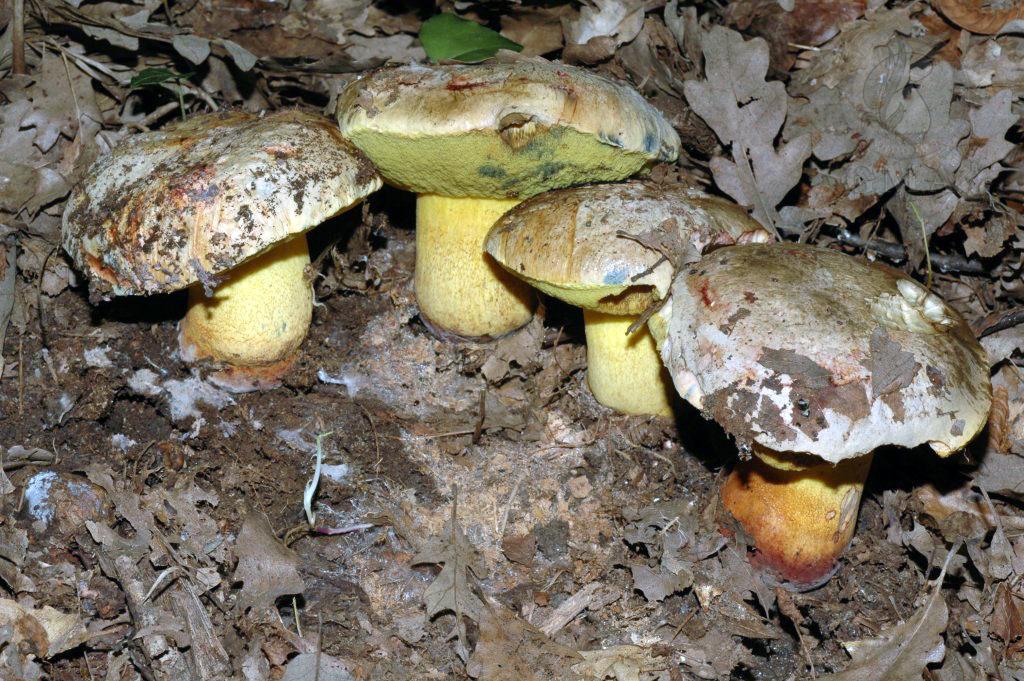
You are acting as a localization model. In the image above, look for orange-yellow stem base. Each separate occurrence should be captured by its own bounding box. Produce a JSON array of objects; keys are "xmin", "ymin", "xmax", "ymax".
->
[{"xmin": 722, "ymin": 450, "xmax": 873, "ymax": 590}]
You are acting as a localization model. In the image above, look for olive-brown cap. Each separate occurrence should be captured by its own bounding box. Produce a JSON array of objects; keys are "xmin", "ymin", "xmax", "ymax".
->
[
  {"xmin": 62, "ymin": 110, "xmax": 381, "ymax": 297},
  {"xmin": 660, "ymin": 243, "xmax": 992, "ymax": 463},
  {"xmin": 484, "ymin": 181, "xmax": 769, "ymax": 315},
  {"xmin": 335, "ymin": 59, "xmax": 679, "ymax": 199}
]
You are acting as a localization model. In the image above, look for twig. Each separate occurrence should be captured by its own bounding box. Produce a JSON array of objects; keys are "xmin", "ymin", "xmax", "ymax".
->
[
  {"xmin": 122, "ymin": 101, "xmax": 180, "ymax": 132},
  {"xmin": 909, "ymin": 202, "xmax": 934, "ymax": 290},
  {"xmin": 539, "ymin": 582, "xmax": 609, "ymax": 636},
  {"xmin": 473, "ymin": 388, "xmax": 486, "ymax": 445},
  {"xmin": 496, "ymin": 474, "xmax": 524, "ymax": 539},
  {"xmin": 357, "ymin": 403, "xmax": 382, "ymax": 477},
  {"xmin": 313, "ymin": 522, "xmax": 374, "ymax": 536},
  {"xmin": 293, "ymin": 595, "xmax": 303, "ymax": 640},
  {"xmin": 12, "ymin": 0, "xmax": 26, "ymax": 75},
  {"xmin": 18, "ymin": 336, "xmax": 24, "ymax": 417},
  {"xmin": 777, "ymin": 224, "xmax": 987, "ymax": 276},
  {"xmin": 315, "ymin": 612, "xmax": 323, "ymax": 681},
  {"xmin": 669, "ymin": 607, "xmax": 699, "ymax": 642},
  {"xmin": 777, "ymin": 588, "xmax": 816, "ymax": 678},
  {"xmin": 976, "ymin": 307, "xmax": 1024, "ymax": 338},
  {"xmin": 626, "ymin": 296, "xmax": 668, "ymax": 336},
  {"xmin": 420, "ymin": 429, "xmax": 477, "ymax": 440},
  {"xmin": 169, "ymin": 582, "xmax": 231, "ymax": 679},
  {"xmin": 37, "ymin": 245, "xmax": 59, "ymax": 349}
]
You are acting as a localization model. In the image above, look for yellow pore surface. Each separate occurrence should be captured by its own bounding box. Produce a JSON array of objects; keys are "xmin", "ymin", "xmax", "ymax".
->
[
  {"xmin": 583, "ymin": 309, "xmax": 674, "ymax": 417},
  {"xmin": 347, "ymin": 128, "xmax": 654, "ymax": 199},
  {"xmin": 182, "ymin": 237, "xmax": 313, "ymax": 367},
  {"xmin": 415, "ymin": 195, "xmax": 535, "ymax": 339}
]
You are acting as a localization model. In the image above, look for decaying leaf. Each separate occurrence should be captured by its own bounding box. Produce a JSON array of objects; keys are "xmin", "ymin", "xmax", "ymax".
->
[
  {"xmin": 466, "ymin": 602, "xmax": 582, "ymax": 680},
  {"xmin": 992, "ymin": 584, "xmax": 1024, "ymax": 664},
  {"xmin": 683, "ymin": 25, "xmax": 810, "ymax": 233},
  {"xmin": 821, "ymin": 547, "xmax": 955, "ymax": 679},
  {"xmin": 630, "ymin": 563, "xmax": 692, "ymax": 602},
  {"xmin": 0, "ymin": 599, "xmax": 88, "ymax": 659},
  {"xmin": 563, "ymin": 0, "xmax": 644, "ymax": 63},
  {"xmin": 281, "ymin": 653, "xmax": 356, "ymax": 681},
  {"xmin": 724, "ymin": 0, "xmax": 866, "ymax": 73},
  {"xmin": 412, "ymin": 501, "xmax": 486, "ymax": 650},
  {"xmin": 233, "ymin": 512, "xmax": 305, "ymax": 612},
  {"xmin": 573, "ymin": 645, "xmax": 670, "ymax": 681}
]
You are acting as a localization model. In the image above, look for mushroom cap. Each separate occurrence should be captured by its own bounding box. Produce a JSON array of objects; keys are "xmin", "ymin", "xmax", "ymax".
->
[
  {"xmin": 484, "ymin": 181, "xmax": 768, "ymax": 315},
  {"xmin": 661, "ymin": 243, "xmax": 991, "ymax": 463},
  {"xmin": 62, "ymin": 110, "xmax": 381, "ymax": 297},
  {"xmin": 335, "ymin": 60, "xmax": 679, "ymax": 199}
]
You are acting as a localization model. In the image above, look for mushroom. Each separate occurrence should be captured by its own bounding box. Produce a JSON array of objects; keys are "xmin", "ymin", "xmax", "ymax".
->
[
  {"xmin": 335, "ymin": 59, "xmax": 679, "ymax": 340},
  {"xmin": 657, "ymin": 243, "xmax": 991, "ymax": 587},
  {"xmin": 62, "ymin": 110, "xmax": 381, "ymax": 391},
  {"xmin": 485, "ymin": 181, "xmax": 769, "ymax": 416}
]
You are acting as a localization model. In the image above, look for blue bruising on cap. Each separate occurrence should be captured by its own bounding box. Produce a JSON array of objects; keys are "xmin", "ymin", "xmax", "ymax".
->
[
  {"xmin": 603, "ymin": 266, "xmax": 630, "ymax": 285},
  {"xmin": 643, "ymin": 132, "xmax": 658, "ymax": 154}
]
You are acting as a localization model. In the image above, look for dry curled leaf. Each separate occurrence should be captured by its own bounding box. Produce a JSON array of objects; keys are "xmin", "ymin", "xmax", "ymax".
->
[
  {"xmin": 683, "ymin": 25, "xmax": 810, "ymax": 233},
  {"xmin": 630, "ymin": 564, "xmax": 691, "ymax": 602},
  {"xmin": 934, "ymin": 0, "xmax": 1024, "ymax": 35},
  {"xmin": 466, "ymin": 603, "xmax": 582, "ymax": 680},
  {"xmin": 233, "ymin": 512, "xmax": 305, "ymax": 613},
  {"xmin": 562, "ymin": 0, "xmax": 644, "ymax": 64},
  {"xmin": 820, "ymin": 547, "xmax": 954, "ymax": 680}
]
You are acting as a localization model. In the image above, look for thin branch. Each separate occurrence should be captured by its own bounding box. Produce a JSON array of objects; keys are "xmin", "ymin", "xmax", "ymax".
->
[
  {"xmin": 777, "ymin": 224, "xmax": 988, "ymax": 276},
  {"xmin": 12, "ymin": 0, "xmax": 26, "ymax": 75}
]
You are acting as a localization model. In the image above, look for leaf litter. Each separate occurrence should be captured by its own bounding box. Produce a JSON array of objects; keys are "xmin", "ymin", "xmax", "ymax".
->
[{"xmin": 1, "ymin": 0, "xmax": 1023, "ymax": 677}]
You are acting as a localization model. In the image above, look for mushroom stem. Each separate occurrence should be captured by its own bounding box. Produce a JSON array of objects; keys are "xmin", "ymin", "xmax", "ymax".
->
[
  {"xmin": 180, "ymin": 236, "xmax": 313, "ymax": 384},
  {"xmin": 721, "ymin": 448, "xmax": 874, "ymax": 590},
  {"xmin": 582, "ymin": 310, "xmax": 675, "ymax": 417},
  {"xmin": 415, "ymin": 194, "xmax": 536, "ymax": 340}
]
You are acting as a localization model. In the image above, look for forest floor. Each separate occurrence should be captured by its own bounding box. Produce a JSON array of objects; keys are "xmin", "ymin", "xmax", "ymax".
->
[{"xmin": 2, "ymin": 0, "xmax": 1023, "ymax": 679}]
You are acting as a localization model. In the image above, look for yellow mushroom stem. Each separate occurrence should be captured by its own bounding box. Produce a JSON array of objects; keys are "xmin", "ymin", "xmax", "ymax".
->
[
  {"xmin": 415, "ymin": 194, "xmax": 535, "ymax": 340},
  {"xmin": 582, "ymin": 309, "xmax": 675, "ymax": 417},
  {"xmin": 721, "ymin": 447, "xmax": 874, "ymax": 589},
  {"xmin": 180, "ymin": 236, "xmax": 313, "ymax": 378}
]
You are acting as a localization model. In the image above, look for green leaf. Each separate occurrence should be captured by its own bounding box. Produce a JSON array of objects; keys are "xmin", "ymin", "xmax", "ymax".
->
[
  {"xmin": 129, "ymin": 67, "xmax": 189, "ymax": 89},
  {"xmin": 419, "ymin": 13, "xmax": 522, "ymax": 64}
]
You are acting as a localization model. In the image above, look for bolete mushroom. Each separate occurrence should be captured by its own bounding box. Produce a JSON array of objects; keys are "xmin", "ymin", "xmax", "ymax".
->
[
  {"xmin": 335, "ymin": 59, "xmax": 679, "ymax": 340},
  {"xmin": 485, "ymin": 181, "xmax": 769, "ymax": 416},
  {"xmin": 62, "ymin": 110, "xmax": 381, "ymax": 391},
  {"xmin": 656, "ymin": 243, "xmax": 991, "ymax": 588}
]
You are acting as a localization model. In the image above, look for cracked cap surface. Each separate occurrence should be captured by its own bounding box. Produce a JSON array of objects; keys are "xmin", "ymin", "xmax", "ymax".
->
[
  {"xmin": 335, "ymin": 59, "xmax": 679, "ymax": 199},
  {"xmin": 62, "ymin": 110, "xmax": 382, "ymax": 297},
  {"xmin": 660, "ymin": 243, "xmax": 991, "ymax": 462}
]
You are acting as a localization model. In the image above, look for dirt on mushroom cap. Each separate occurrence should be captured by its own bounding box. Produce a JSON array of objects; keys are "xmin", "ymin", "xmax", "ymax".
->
[
  {"xmin": 485, "ymin": 181, "xmax": 768, "ymax": 314},
  {"xmin": 661, "ymin": 243, "xmax": 992, "ymax": 463},
  {"xmin": 62, "ymin": 110, "xmax": 382, "ymax": 298},
  {"xmin": 335, "ymin": 59, "xmax": 680, "ymax": 199}
]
